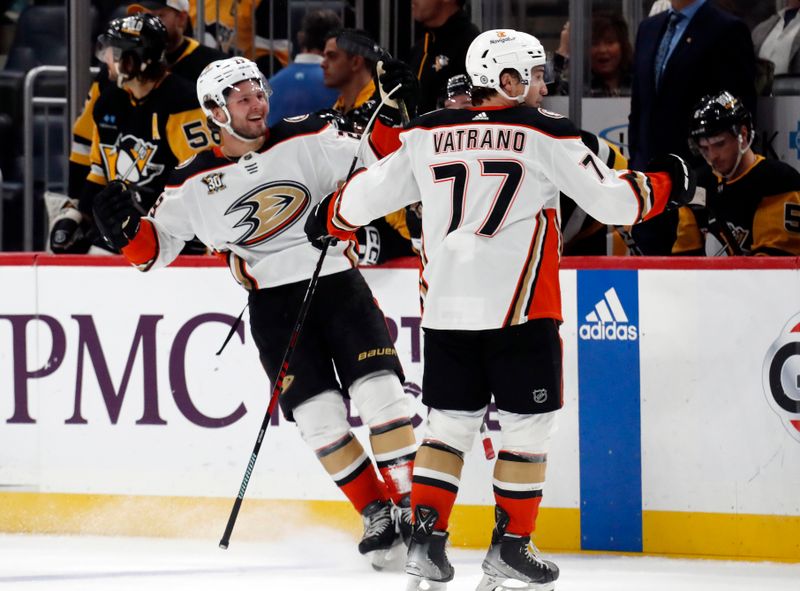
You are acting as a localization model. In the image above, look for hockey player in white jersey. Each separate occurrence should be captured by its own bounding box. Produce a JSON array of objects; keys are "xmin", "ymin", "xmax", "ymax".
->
[
  {"xmin": 91, "ymin": 56, "xmax": 416, "ymax": 565},
  {"xmin": 306, "ymin": 30, "xmax": 695, "ymax": 591}
]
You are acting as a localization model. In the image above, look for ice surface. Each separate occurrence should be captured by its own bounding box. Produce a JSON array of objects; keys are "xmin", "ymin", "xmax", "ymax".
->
[{"xmin": 0, "ymin": 531, "xmax": 798, "ymax": 590}]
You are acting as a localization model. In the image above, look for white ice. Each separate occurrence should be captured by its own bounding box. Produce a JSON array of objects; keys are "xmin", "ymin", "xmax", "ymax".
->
[{"xmin": 0, "ymin": 531, "xmax": 798, "ymax": 591}]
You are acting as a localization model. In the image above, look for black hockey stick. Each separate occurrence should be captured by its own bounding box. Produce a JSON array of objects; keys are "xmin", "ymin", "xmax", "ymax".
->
[
  {"xmin": 218, "ymin": 83, "xmax": 408, "ymax": 550},
  {"xmin": 218, "ymin": 237, "xmax": 331, "ymax": 549}
]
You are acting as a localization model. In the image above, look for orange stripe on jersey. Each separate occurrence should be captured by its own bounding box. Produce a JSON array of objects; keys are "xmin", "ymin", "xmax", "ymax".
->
[
  {"xmin": 370, "ymin": 119, "xmax": 403, "ymax": 158},
  {"xmin": 121, "ymin": 219, "xmax": 159, "ymax": 267},
  {"xmin": 641, "ymin": 171, "xmax": 671, "ymax": 221},
  {"xmin": 526, "ymin": 209, "xmax": 563, "ymax": 323},
  {"xmin": 504, "ymin": 212, "xmax": 545, "ymax": 326}
]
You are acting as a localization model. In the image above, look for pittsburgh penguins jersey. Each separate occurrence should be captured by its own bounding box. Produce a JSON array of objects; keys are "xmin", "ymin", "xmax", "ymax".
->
[
  {"xmin": 673, "ymin": 155, "xmax": 800, "ymax": 256},
  {"xmin": 80, "ymin": 73, "xmax": 214, "ymax": 214},
  {"xmin": 121, "ymin": 114, "xmax": 366, "ymax": 289},
  {"xmin": 333, "ymin": 106, "xmax": 674, "ymax": 330},
  {"xmin": 69, "ymin": 39, "xmax": 225, "ymax": 199}
]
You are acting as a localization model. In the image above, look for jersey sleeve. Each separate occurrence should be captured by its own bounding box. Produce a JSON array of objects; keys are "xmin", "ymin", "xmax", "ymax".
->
[
  {"xmin": 751, "ymin": 190, "xmax": 800, "ymax": 256},
  {"xmin": 544, "ymin": 135, "xmax": 671, "ymax": 226},
  {"xmin": 672, "ymin": 206, "xmax": 704, "ymax": 255},
  {"xmin": 120, "ymin": 183, "xmax": 196, "ymax": 271},
  {"xmin": 332, "ymin": 141, "xmax": 422, "ymax": 233},
  {"xmin": 70, "ymin": 79, "xmax": 101, "ymax": 168},
  {"xmin": 166, "ymin": 108, "xmax": 217, "ymax": 163},
  {"xmin": 87, "ymin": 124, "xmax": 107, "ymax": 186}
]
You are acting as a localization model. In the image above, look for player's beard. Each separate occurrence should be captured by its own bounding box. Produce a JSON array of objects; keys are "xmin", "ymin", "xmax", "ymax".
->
[{"xmin": 233, "ymin": 117, "xmax": 267, "ymax": 140}]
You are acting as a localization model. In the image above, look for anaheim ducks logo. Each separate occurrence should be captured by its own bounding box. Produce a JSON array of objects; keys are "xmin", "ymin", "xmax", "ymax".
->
[
  {"xmin": 226, "ymin": 181, "xmax": 310, "ymax": 245},
  {"xmin": 100, "ymin": 134, "xmax": 164, "ymax": 186}
]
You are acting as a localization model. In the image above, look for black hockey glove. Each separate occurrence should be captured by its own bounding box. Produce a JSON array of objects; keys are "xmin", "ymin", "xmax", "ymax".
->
[
  {"xmin": 376, "ymin": 59, "xmax": 418, "ymax": 126},
  {"xmin": 92, "ymin": 181, "xmax": 144, "ymax": 251},
  {"xmin": 304, "ymin": 191, "xmax": 358, "ymax": 249},
  {"xmin": 646, "ymin": 153, "xmax": 697, "ymax": 210}
]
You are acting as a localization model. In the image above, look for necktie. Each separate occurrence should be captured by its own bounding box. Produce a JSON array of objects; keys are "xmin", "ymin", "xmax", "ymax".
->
[{"xmin": 654, "ymin": 12, "xmax": 684, "ymax": 89}]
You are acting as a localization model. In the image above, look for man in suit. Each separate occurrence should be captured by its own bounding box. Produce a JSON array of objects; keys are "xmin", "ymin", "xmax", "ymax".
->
[
  {"xmin": 752, "ymin": 0, "xmax": 800, "ymax": 76},
  {"xmin": 629, "ymin": 0, "xmax": 756, "ymax": 254}
]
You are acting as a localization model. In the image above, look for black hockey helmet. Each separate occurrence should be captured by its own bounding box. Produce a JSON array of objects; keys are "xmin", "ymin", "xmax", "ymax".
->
[
  {"xmin": 96, "ymin": 13, "xmax": 167, "ymax": 82},
  {"xmin": 688, "ymin": 91, "xmax": 753, "ymax": 151},
  {"xmin": 446, "ymin": 74, "xmax": 472, "ymax": 99}
]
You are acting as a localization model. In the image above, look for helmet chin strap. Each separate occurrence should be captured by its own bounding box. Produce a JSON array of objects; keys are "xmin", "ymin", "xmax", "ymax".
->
[
  {"xmin": 714, "ymin": 131, "xmax": 754, "ymax": 180},
  {"xmin": 215, "ymin": 106, "xmax": 263, "ymax": 143},
  {"xmin": 496, "ymin": 82, "xmax": 529, "ymax": 104}
]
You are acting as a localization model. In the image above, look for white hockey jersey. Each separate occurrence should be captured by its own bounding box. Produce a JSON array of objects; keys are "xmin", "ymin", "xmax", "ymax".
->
[
  {"xmin": 333, "ymin": 106, "xmax": 673, "ymax": 330},
  {"xmin": 123, "ymin": 114, "xmax": 368, "ymax": 289}
]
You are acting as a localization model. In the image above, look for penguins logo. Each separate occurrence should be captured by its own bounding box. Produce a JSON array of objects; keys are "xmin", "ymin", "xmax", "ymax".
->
[
  {"xmin": 762, "ymin": 312, "xmax": 800, "ymax": 443},
  {"xmin": 100, "ymin": 135, "xmax": 164, "ymax": 186},
  {"xmin": 226, "ymin": 181, "xmax": 310, "ymax": 246}
]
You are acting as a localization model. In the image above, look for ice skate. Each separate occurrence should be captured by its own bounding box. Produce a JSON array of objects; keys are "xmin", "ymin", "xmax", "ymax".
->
[
  {"xmin": 405, "ymin": 506, "xmax": 454, "ymax": 591},
  {"xmin": 395, "ymin": 494, "xmax": 413, "ymax": 546},
  {"xmin": 475, "ymin": 507, "xmax": 558, "ymax": 591},
  {"xmin": 359, "ymin": 499, "xmax": 403, "ymax": 570}
]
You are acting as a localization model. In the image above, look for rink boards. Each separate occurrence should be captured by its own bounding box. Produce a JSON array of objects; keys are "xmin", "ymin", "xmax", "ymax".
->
[{"xmin": 0, "ymin": 254, "xmax": 799, "ymax": 561}]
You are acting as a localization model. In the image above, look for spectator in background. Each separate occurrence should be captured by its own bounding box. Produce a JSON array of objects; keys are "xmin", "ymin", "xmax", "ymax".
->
[
  {"xmin": 628, "ymin": 0, "xmax": 756, "ymax": 254},
  {"xmin": 752, "ymin": 0, "xmax": 800, "ymax": 76},
  {"xmin": 321, "ymin": 29, "xmax": 415, "ymax": 266},
  {"xmin": 408, "ymin": 0, "xmax": 479, "ymax": 114},
  {"xmin": 673, "ymin": 91, "xmax": 800, "ymax": 256},
  {"xmin": 65, "ymin": 0, "xmax": 225, "ymax": 234},
  {"xmin": 321, "ymin": 28, "xmax": 378, "ymax": 132},
  {"xmin": 552, "ymin": 12, "xmax": 634, "ymax": 97},
  {"xmin": 267, "ymin": 9, "xmax": 341, "ymax": 126}
]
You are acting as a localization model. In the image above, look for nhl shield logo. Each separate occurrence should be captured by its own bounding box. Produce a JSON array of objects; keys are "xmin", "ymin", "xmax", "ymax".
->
[{"xmin": 762, "ymin": 312, "xmax": 800, "ymax": 443}]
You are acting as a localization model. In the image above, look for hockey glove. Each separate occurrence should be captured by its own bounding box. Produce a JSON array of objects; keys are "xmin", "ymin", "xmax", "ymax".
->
[
  {"xmin": 376, "ymin": 59, "xmax": 418, "ymax": 126},
  {"xmin": 304, "ymin": 191, "xmax": 356, "ymax": 249},
  {"xmin": 49, "ymin": 201, "xmax": 92, "ymax": 254},
  {"xmin": 92, "ymin": 181, "xmax": 144, "ymax": 252},
  {"xmin": 646, "ymin": 153, "xmax": 697, "ymax": 210}
]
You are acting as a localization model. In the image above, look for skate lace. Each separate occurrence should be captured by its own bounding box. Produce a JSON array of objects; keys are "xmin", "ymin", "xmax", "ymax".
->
[
  {"xmin": 521, "ymin": 541, "xmax": 546, "ymax": 570},
  {"xmin": 363, "ymin": 506, "xmax": 393, "ymax": 538}
]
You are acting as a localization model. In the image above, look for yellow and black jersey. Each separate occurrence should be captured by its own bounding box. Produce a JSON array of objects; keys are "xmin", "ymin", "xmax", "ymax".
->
[
  {"xmin": 674, "ymin": 155, "xmax": 800, "ymax": 256},
  {"xmin": 69, "ymin": 39, "xmax": 225, "ymax": 199},
  {"xmin": 190, "ymin": 0, "xmax": 289, "ymax": 65},
  {"xmin": 79, "ymin": 73, "xmax": 215, "ymax": 215},
  {"xmin": 560, "ymin": 130, "xmax": 629, "ymax": 255},
  {"xmin": 167, "ymin": 37, "xmax": 228, "ymax": 82},
  {"xmin": 69, "ymin": 68, "xmax": 114, "ymax": 197}
]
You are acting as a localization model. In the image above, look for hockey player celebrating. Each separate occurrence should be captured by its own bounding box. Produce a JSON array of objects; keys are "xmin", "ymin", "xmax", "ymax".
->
[
  {"xmin": 673, "ymin": 90, "xmax": 800, "ymax": 256},
  {"xmin": 91, "ymin": 57, "xmax": 416, "ymax": 565},
  {"xmin": 306, "ymin": 29, "xmax": 695, "ymax": 591}
]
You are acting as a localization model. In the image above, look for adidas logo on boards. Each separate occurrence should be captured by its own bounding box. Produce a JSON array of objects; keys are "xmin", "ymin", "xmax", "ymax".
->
[
  {"xmin": 578, "ymin": 287, "xmax": 638, "ymax": 341},
  {"xmin": 472, "ymin": 112, "xmax": 489, "ymax": 120}
]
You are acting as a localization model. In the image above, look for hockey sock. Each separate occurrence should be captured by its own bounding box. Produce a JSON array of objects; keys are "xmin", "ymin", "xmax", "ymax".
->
[
  {"xmin": 492, "ymin": 450, "xmax": 547, "ymax": 536},
  {"xmin": 410, "ymin": 440, "xmax": 464, "ymax": 532},
  {"xmin": 369, "ymin": 418, "xmax": 416, "ymax": 504},
  {"xmin": 316, "ymin": 432, "xmax": 388, "ymax": 513}
]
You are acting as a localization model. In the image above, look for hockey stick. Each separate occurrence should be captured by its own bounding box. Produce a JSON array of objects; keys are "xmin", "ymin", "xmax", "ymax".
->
[
  {"xmin": 613, "ymin": 225, "xmax": 643, "ymax": 256},
  {"xmin": 218, "ymin": 84, "xmax": 407, "ymax": 550}
]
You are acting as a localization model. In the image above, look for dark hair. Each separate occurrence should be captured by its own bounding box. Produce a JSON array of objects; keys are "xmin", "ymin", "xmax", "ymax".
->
[
  {"xmin": 591, "ymin": 11, "xmax": 633, "ymax": 76},
  {"xmin": 470, "ymin": 68, "xmax": 519, "ymax": 105},
  {"xmin": 301, "ymin": 9, "xmax": 342, "ymax": 52}
]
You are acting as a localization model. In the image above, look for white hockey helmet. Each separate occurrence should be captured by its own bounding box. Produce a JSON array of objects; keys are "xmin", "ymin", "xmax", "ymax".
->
[
  {"xmin": 196, "ymin": 57, "xmax": 272, "ymax": 140},
  {"xmin": 465, "ymin": 29, "xmax": 547, "ymax": 103}
]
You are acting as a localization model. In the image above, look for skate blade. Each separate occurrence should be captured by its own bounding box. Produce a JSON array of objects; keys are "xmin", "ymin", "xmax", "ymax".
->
[
  {"xmin": 476, "ymin": 573, "xmax": 555, "ymax": 591},
  {"xmin": 370, "ymin": 539, "xmax": 405, "ymax": 572},
  {"xmin": 406, "ymin": 574, "xmax": 449, "ymax": 591}
]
